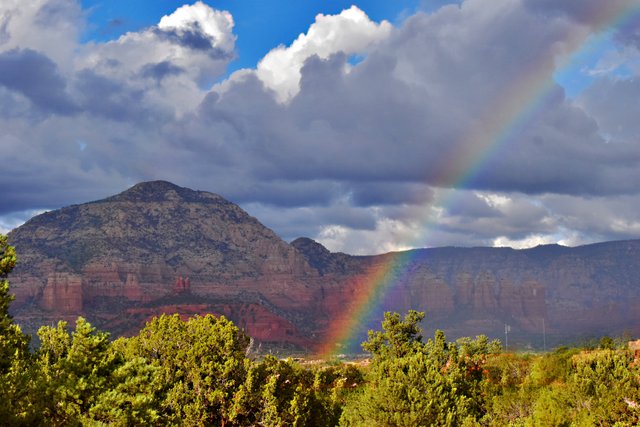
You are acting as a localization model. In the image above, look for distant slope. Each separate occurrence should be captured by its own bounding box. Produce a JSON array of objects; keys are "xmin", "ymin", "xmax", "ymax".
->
[
  {"xmin": 6, "ymin": 181, "xmax": 640, "ymax": 351},
  {"xmin": 8, "ymin": 181, "xmax": 318, "ymax": 347},
  {"xmin": 10, "ymin": 180, "xmax": 309, "ymax": 277},
  {"xmin": 294, "ymin": 238, "xmax": 640, "ymax": 347}
]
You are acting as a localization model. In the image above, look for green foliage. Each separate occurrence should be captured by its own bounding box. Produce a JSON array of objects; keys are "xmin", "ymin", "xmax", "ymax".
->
[
  {"xmin": 33, "ymin": 317, "xmax": 160, "ymax": 426},
  {"xmin": 121, "ymin": 313, "xmax": 250, "ymax": 425},
  {"xmin": 230, "ymin": 355, "xmax": 363, "ymax": 426},
  {"xmin": 527, "ymin": 347, "xmax": 578, "ymax": 388},
  {"xmin": 362, "ymin": 310, "xmax": 425, "ymax": 359},
  {"xmin": 568, "ymin": 349, "xmax": 640, "ymax": 425},
  {"xmin": 484, "ymin": 347, "xmax": 640, "ymax": 426},
  {"xmin": 86, "ymin": 355, "xmax": 161, "ymax": 425},
  {"xmin": 0, "ymin": 234, "xmax": 28, "ymax": 369},
  {"xmin": 0, "ymin": 234, "xmax": 32, "ymax": 425},
  {"xmin": 341, "ymin": 311, "xmax": 500, "ymax": 426}
]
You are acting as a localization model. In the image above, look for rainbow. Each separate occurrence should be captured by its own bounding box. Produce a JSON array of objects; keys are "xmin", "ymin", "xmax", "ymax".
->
[{"xmin": 316, "ymin": 1, "xmax": 640, "ymax": 358}]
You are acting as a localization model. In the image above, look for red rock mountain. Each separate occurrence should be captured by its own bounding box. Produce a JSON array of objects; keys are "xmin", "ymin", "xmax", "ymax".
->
[{"xmin": 8, "ymin": 181, "xmax": 640, "ymax": 350}]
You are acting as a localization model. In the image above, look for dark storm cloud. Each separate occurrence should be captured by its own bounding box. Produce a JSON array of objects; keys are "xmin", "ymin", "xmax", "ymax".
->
[
  {"xmin": 0, "ymin": 48, "xmax": 77, "ymax": 115},
  {"xmin": 153, "ymin": 25, "xmax": 234, "ymax": 61},
  {"xmin": 0, "ymin": 170, "xmax": 128, "ymax": 216},
  {"xmin": 615, "ymin": 17, "xmax": 640, "ymax": 48},
  {"xmin": 349, "ymin": 182, "xmax": 434, "ymax": 207},
  {"xmin": 578, "ymin": 77, "xmax": 640, "ymax": 142},
  {"xmin": 244, "ymin": 201, "xmax": 379, "ymax": 242},
  {"xmin": 522, "ymin": 0, "xmax": 634, "ymax": 25},
  {"xmin": 3, "ymin": 0, "xmax": 640, "ymax": 253},
  {"xmin": 74, "ymin": 70, "xmax": 171, "ymax": 124},
  {"xmin": 34, "ymin": 0, "xmax": 74, "ymax": 27},
  {"xmin": 191, "ymin": 8, "xmax": 637, "ymax": 199},
  {"xmin": 444, "ymin": 193, "xmax": 501, "ymax": 218},
  {"xmin": 154, "ymin": 25, "xmax": 212, "ymax": 50},
  {"xmin": 227, "ymin": 180, "xmax": 340, "ymax": 208},
  {"xmin": 141, "ymin": 61, "xmax": 185, "ymax": 81},
  {"xmin": 466, "ymin": 98, "xmax": 640, "ymax": 196}
]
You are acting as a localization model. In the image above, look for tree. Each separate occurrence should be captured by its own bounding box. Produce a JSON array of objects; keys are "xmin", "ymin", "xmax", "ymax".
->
[
  {"xmin": 34, "ymin": 318, "xmax": 118, "ymax": 425},
  {"xmin": 0, "ymin": 233, "xmax": 27, "ymax": 367},
  {"xmin": 341, "ymin": 311, "xmax": 499, "ymax": 427},
  {"xmin": 0, "ymin": 234, "xmax": 32, "ymax": 425},
  {"xmin": 568, "ymin": 349, "xmax": 640, "ymax": 425},
  {"xmin": 362, "ymin": 310, "xmax": 425, "ymax": 359},
  {"xmin": 230, "ymin": 354, "xmax": 361, "ymax": 427},
  {"xmin": 122, "ymin": 313, "xmax": 250, "ymax": 425}
]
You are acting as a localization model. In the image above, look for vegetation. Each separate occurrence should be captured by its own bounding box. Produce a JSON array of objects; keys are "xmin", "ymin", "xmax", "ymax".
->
[{"xmin": 2, "ymin": 233, "xmax": 640, "ymax": 426}]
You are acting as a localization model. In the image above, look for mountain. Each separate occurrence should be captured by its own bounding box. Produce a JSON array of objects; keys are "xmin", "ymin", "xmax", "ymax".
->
[
  {"xmin": 294, "ymin": 240, "xmax": 640, "ymax": 347},
  {"xmin": 8, "ymin": 181, "xmax": 321, "ymax": 347},
  {"xmin": 7, "ymin": 181, "xmax": 640, "ymax": 351}
]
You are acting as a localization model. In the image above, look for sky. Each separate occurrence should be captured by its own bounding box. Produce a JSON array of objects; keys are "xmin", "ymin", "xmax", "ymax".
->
[{"xmin": 1, "ymin": 0, "xmax": 640, "ymax": 255}]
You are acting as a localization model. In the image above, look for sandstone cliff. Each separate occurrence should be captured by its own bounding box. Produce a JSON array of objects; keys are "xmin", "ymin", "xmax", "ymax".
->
[
  {"xmin": 8, "ymin": 181, "xmax": 321, "ymax": 346},
  {"xmin": 7, "ymin": 181, "xmax": 640, "ymax": 351}
]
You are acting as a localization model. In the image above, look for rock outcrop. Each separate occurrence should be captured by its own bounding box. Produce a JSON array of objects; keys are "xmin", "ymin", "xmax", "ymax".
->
[{"xmin": 7, "ymin": 181, "xmax": 640, "ymax": 350}]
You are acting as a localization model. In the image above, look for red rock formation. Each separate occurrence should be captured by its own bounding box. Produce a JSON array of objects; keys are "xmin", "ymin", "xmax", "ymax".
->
[
  {"xmin": 173, "ymin": 276, "xmax": 190, "ymax": 293},
  {"xmin": 7, "ymin": 181, "xmax": 640, "ymax": 350},
  {"xmin": 41, "ymin": 272, "xmax": 83, "ymax": 313}
]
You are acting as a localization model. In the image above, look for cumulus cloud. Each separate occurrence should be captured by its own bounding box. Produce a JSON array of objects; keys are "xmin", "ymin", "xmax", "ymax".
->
[
  {"xmin": 158, "ymin": 1, "xmax": 235, "ymax": 53},
  {"xmin": 2, "ymin": 0, "xmax": 640, "ymax": 254},
  {"xmin": 0, "ymin": 0, "xmax": 83, "ymax": 68},
  {"xmin": 0, "ymin": 48, "xmax": 77, "ymax": 115},
  {"xmin": 223, "ymin": 6, "xmax": 391, "ymax": 102}
]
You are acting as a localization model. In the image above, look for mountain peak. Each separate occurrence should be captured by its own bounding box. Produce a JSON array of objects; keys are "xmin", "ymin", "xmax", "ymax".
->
[
  {"xmin": 104, "ymin": 180, "xmax": 225, "ymax": 204},
  {"xmin": 291, "ymin": 237, "xmax": 331, "ymax": 256},
  {"xmin": 129, "ymin": 180, "xmax": 183, "ymax": 192},
  {"xmin": 10, "ymin": 181, "xmax": 307, "ymax": 276}
]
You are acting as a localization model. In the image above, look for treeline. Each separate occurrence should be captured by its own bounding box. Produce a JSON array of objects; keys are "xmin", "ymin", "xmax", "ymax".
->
[{"xmin": 2, "ymin": 236, "xmax": 640, "ymax": 426}]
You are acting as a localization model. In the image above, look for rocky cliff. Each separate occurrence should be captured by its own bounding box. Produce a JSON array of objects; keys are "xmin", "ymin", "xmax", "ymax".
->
[
  {"xmin": 7, "ymin": 181, "xmax": 640, "ymax": 351},
  {"xmin": 293, "ymin": 240, "xmax": 640, "ymax": 347},
  {"xmin": 8, "ymin": 181, "xmax": 322, "ymax": 346}
]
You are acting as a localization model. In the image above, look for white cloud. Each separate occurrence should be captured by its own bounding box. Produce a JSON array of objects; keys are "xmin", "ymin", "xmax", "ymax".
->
[
  {"xmin": 317, "ymin": 218, "xmax": 418, "ymax": 255},
  {"xmin": 0, "ymin": 209, "xmax": 47, "ymax": 234},
  {"xmin": 158, "ymin": 1, "xmax": 236, "ymax": 53},
  {"xmin": 0, "ymin": 0, "xmax": 82, "ymax": 68},
  {"xmin": 246, "ymin": 6, "xmax": 392, "ymax": 102},
  {"xmin": 477, "ymin": 193, "xmax": 512, "ymax": 209},
  {"xmin": 493, "ymin": 234, "xmax": 560, "ymax": 249},
  {"xmin": 76, "ymin": 2, "xmax": 236, "ymax": 116}
]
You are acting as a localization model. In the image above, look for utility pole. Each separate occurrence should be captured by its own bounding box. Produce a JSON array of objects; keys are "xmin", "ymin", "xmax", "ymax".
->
[
  {"xmin": 505, "ymin": 324, "xmax": 510, "ymax": 351},
  {"xmin": 542, "ymin": 318, "xmax": 546, "ymax": 352}
]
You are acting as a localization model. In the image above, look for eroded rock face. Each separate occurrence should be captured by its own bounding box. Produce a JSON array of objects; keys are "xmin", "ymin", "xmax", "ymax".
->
[
  {"xmin": 41, "ymin": 273, "xmax": 83, "ymax": 313},
  {"xmin": 8, "ymin": 181, "xmax": 319, "ymax": 345},
  {"xmin": 295, "ymin": 240, "xmax": 640, "ymax": 344},
  {"xmin": 7, "ymin": 181, "xmax": 640, "ymax": 350}
]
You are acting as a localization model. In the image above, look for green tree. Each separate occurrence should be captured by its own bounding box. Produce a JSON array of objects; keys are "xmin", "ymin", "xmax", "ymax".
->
[
  {"xmin": 0, "ymin": 234, "xmax": 32, "ymax": 425},
  {"xmin": 341, "ymin": 311, "xmax": 498, "ymax": 426},
  {"xmin": 30, "ymin": 316, "xmax": 160, "ymax": 426},
  {"xmin": 34, "ymin": 318, "xmax": 119, "ymax": 425},
  {"xmin": 568, "ymin": 349, "xmax": 640, "ymax": 425},
  {"xmin": 122, "ymin": 313, "xmax": 250, "ymax": 425},
  {"xmin": 362, "ymin": 310, "xmax": 425, "ymax": 359},
  {"xmin": 86, "ymin": 354, "xmax": 161, "ymax": 425},
  {"xmin": 483, "ymin": 347, "xmax": 640, "ymax": 426},
  {"xmin": 230, "ymin": 355, "xmax": 362, "ymax": 427}
]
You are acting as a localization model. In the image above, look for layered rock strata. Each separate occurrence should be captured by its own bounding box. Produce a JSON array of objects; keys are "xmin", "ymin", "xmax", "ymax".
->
[{"xmin": 8, "ymin": 182, "xmax": 640, "ymax": 350}]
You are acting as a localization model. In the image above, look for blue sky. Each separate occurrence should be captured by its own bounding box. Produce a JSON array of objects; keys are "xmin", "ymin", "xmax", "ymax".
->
[
  {"xmin": 2, "ymin": 0, "xmax": 640, "ymax": 254},
  {"xmin": 77, "ymin": 0, "xmax": 608, "ymax": 96},
  {"xmin": 80, "ymin": 0, "xmax": 422, "ymax": 72}
]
